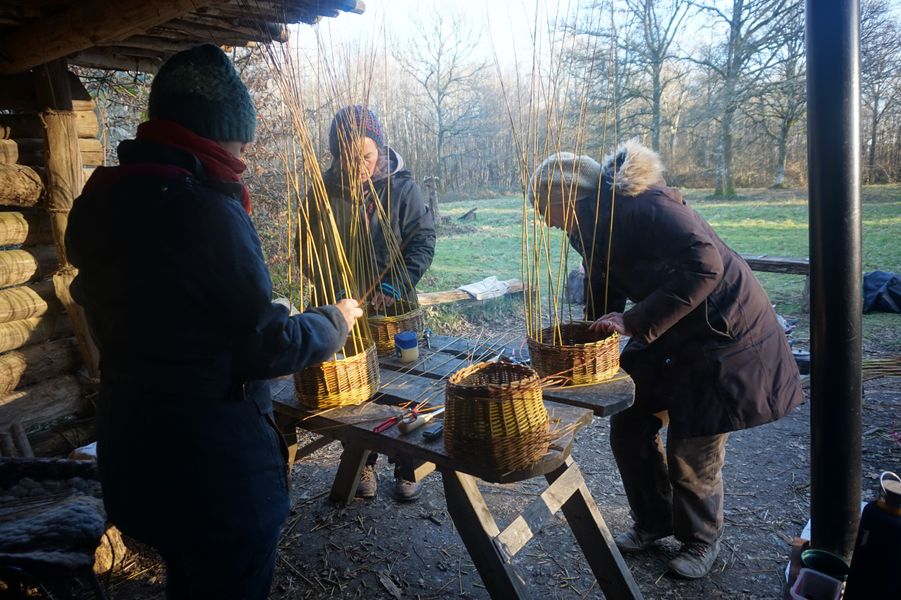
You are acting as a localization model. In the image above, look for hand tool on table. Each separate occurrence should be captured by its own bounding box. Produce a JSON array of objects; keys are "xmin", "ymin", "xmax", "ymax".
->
[{"xmin": 398, "ymin": 407, "xmax": 445, "ymax": 434}]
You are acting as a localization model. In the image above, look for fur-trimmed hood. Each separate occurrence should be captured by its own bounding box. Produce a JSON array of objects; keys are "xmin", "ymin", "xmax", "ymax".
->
[{"xmin": 601, "ymin": 139, "xmax": 665, "ymax": 197}]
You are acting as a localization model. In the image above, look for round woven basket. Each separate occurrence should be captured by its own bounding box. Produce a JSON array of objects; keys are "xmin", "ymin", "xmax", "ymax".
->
[
  {"xmin": 294, "ymin": 342, "xmax": 380, "ymax": 410},
  {"xmin": 444, "ymin": 361, "xmax": 550, "ymax": 472},
  {"xmin": 527, "ymin": 322, "xmax": 619, "ymax": 385},
  {"xmin": 368, "ymin": 301, "xmax": 425, "ymax": 353}
]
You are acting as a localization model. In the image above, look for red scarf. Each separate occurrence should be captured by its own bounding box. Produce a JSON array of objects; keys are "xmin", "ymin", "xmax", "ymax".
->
[{"xmin": 136, "ymin": 120, "xmax": 252, "ymax": 215}]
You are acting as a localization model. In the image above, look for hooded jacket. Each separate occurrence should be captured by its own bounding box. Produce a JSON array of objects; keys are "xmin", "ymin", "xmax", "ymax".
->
[
  {"xmin": 66, "ymin": 139, "xmax": 350, "ymax": 546},
  {"xmin": 572, "ymin": 140, "xmax": 804, "ymax": 438},
  {"xmin": 312, "ymin": 147, "xmax": 436, "ymax": 298}
]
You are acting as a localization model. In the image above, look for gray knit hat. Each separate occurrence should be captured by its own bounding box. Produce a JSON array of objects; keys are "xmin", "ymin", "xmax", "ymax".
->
[
  {"xmin": 529, "ymin": 152, "xmax": 602, "ymax": 206},
  {"xmin": 149, "ymin": 44, "xmax": 256, "ymax": 142}
]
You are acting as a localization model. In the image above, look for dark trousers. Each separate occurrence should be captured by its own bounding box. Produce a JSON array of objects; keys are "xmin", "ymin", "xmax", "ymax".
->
[
  {"xmin": 610, "ymin": 407, "xmax": 728, "ymax": 546},
  {"xmin": 156, "ymin": 524, "xmax": 281, "ymax": 600}
]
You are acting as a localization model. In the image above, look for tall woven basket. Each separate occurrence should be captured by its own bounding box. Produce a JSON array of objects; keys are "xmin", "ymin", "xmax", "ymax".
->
[
  {"xmin": 368, "ymin": 301, "xmax": 425, "ymax": 353},
  {"xmin": 294, "ymin": 342, "xmax": 380, "ymax": 410},
  {"xmin": 527, "ymin": 322, "xmax": 619, "ymax": 385},
  {"xmin": 444, "ymin": 362, "xmax": 550, "ymax": 472}
]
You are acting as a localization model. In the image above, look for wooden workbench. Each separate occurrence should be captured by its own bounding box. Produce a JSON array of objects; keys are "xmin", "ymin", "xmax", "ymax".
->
[{"xmin": 272, "ymin": 339, "xmax": 641, "ymax": 599}]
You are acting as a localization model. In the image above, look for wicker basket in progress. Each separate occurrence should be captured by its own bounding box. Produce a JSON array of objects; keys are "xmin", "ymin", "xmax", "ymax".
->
[
  {"xmin": 294, "ymin": 342, "xmax": 380, "ymax": 410},
  {"xmin": 527, "ymin": 322, "xmax": 619, "ymax": 385},
  {"xmin": 444, "ymin": 361, "xmax": 550, "ymax": 472},
  {"xmin": 368, "ymin": 301, "xmax": 425, "ymax": 353}
]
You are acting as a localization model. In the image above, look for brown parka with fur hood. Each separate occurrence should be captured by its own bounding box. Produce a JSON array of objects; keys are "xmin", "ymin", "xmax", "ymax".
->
[{"xmin": 570, "ymin": 140, "xmax": 804, "ymax": 439}]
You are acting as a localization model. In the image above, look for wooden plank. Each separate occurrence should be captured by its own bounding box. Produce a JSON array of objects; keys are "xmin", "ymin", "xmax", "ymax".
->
[
  {"xmin": 378, "ymin": 347, "xmax": 468, "ymax": 380},
  {"xmin": 0, "ymin": 0, "xmax": 228, "ymax": 75},
  {"xmin": 26, "ymin": 417, "xmax": 94, "ymax": 457},
  {"xmin": 442, "ymin": 471, "xmax": 530, "ymax": 599},
  {"xmin": 0, "ymin": 374, "xmax": 85, "ymax": 429},
  {"xmin": 0, "ymin": 210, "xmax": 54, "ymax": 247},
  {"xmin": 542, "ymin": 373, "xmax": 635, "ymax": 417},
  {"xmin": 546, "ymin": 458, "xmax": 644, "ymax": 600},
  {"xmin": 274, "ymin": 373, "xmax": 593, "ymax": 485},
  {"xmin": 426, "ymin": 334, "xmax": 527, "ymax": 361},
  {"xmin": 330, "ymin": 442, "xmax": 369, "ymax": 505},
  {"xmin": 0, "ymin": 164, "xmax": 43, "ymax": 207},
  {"xmin": 741, "ymin": 254, "xmax": 809, "ymax": 274},
  {"xmin": 418, "ymin": 279, "xmax": 524, "ymax": 307},
  {"xmin": 494, "ymin": 459, "xmax": 584, "ymax": 560}
]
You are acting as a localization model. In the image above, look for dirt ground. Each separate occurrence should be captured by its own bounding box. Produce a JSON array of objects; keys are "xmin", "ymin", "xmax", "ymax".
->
[{"xmin": 85, "ymin": 319, "xmax": 899, "ymax": 600}]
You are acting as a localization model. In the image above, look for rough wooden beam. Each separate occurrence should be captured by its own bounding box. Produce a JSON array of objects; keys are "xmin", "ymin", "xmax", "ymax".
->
[
  {"xmin": 0, "ymin": 246, "xmax": 60, "ymax": 288},
  {"xmin": 12, "ymin": 137, "xmax": 104, "ymax": 167},
  {"xmin": 0, "ymin": 72, "xmax": 91, "ymax": 112},
  {"xmin": 0, "ymin": 374, "xmax": 85, "ymax": 430},
  {"xmin": 417, "ymin": 279, "xmax": 525, "ymax": 307},
  {"xmin": 1, "ymin": 111, "xmax": 100, "ymax": 139},
  {"xmin": 0, "ymin": 164, "xmax": 44, "ymax": 207},
  {"xmin": 0, "ymin": 337, "xmax": 80, "ymax": 394},
  {"xmin": 0, "ymin": 313, "xmax": 71, "ymax": 354},
  {"xmin": 0, "ymin": 0, "xmax": 228, "ymax": 75},
  {"xmin": 0, "ymin": 210, "xmax": 54, "ymax": 247},
  {"xmin": 70, "ymin": 50, "xmax": 163, "ymax": 74}
]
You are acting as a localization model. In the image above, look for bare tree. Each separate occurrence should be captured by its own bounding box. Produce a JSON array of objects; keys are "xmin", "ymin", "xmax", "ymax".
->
[
  {"xmin": 393, "ymin": 8, "xmax": 486, "ymax": 190},
  {"xmin": 860, "ymin": 0, "xmax": 901, "ymax": 183},
  {"xmin": 691, "ymin": 0, "xmax": 802, "ymax": 197},
  {"xmin": 623, "ymin": 0, "xmax": 691, "ymax": 151},
  {"xmin": 745, "ymin": 10, "xmax": 805, "ymax": 188}
]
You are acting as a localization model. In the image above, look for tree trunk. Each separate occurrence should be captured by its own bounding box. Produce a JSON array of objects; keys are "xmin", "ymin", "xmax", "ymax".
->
[
  {"xmin": 651, "ymin": 64, "xmax": 662, "ymax": 152},
  {"xmin": 717, "ymin": 103, "xmax": 736, "ymax": 197},
  {"xmin": 867, "ymin": 99, "xmax": 880, "ymax": 184},
  {"xmin": 773, "ymin": 121, "xmax": 790, "ymax": 188}
]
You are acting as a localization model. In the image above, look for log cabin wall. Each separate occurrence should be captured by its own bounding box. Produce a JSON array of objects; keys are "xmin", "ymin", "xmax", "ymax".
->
[{"xmin": 0, "ymin": 65, "xmax": 102, "ymax": 457}]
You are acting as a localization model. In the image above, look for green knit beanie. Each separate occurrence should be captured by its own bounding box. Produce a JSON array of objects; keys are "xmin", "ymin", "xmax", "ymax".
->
[{"xmin": 149, "ymin": 44, "xmax": 256, "ymax": 142}]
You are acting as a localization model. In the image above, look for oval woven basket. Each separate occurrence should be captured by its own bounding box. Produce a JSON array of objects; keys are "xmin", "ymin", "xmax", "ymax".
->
[
  {"xmin": 527, "ymin": 322, "xmax": 619, "ymax": 385},
  {"xmin": 294, "ymin": 342, "xmax": 380, "ymax": 410},
  {"xmin": 444, "ymin": 361, "xmax": 550, "ymax": 472},
  {"xmin": 368, "ymin": 301, "xmax": 425, "ymax": 353}
]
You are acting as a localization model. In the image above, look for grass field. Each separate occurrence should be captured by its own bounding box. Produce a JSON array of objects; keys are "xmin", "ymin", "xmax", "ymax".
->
[{"xmin": 420, "ymin": 184, "xmax": 901, "ymax": 352}]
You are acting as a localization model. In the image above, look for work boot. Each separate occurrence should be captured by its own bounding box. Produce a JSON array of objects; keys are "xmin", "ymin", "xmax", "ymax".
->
[
  {"xmin": 355, "ymin": 464, "xmax": 378, "ymax": 499},
  {"xmin": 614, "ymin": 526, "xmax": 671, "ymax": 553},
  {"xmin": 668, "ymin": 540, "xmax": 720, "ymax": 579},
  {"xmin": 392, "ymin": 471, "xmax": 422, "ymax": 502}
]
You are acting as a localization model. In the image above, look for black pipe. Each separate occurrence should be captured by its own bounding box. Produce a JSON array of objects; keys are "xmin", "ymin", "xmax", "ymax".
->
[{"xmin": 806, "ymin": 0, "xmax": 862, "ymax": 558}]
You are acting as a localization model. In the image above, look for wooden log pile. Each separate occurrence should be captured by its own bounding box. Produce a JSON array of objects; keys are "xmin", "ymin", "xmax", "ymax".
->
[{"xmin": 0, "ymin": 65, "xmax": 103, "ymax": 457}]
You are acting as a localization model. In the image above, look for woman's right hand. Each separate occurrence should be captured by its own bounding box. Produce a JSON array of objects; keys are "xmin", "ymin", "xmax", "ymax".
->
[{"xmin": 336, "ymin": 298, "xmax": 364, "ymax": 331}]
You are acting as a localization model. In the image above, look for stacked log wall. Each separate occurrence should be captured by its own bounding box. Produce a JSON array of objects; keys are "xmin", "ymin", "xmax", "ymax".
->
[{"xmin": 0, "ymin": 67, "xmax": 103, "ymax": 456}]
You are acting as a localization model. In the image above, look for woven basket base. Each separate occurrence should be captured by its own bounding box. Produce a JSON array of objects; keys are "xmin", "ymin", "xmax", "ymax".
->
[
  {"xmin": 294, "ymin": 342, "xmax": 380, "ymax": 410},
  {"xmin": 528, "ymin": 322, "xmax": 619, "ymax": 386}
]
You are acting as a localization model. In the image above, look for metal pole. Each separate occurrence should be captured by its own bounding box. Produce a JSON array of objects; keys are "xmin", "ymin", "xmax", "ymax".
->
[{"xmin": 806, "ymin": 0, "xmax": 862, "ymax": 558}]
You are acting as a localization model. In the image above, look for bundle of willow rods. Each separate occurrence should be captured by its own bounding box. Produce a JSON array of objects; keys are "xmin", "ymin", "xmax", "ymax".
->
[{"xmin": 862, "ymin": 356, "xmax": 901, "ymax": 381}]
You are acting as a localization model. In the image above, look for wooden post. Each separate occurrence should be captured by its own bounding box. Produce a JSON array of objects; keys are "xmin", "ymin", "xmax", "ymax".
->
[{"xmin": 34, "ymin": 60, "xmax": 100, "ymax": 382}]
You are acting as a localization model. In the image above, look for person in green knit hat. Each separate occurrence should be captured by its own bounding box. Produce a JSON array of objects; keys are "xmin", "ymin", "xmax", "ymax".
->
[{"xmin": 67, "ymin": 44, "xmax": 362, "ymax": 599}]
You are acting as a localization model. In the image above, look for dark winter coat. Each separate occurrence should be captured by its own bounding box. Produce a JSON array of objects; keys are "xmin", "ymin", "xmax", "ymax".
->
[
  {"xmin": 572, "ymin": 141, "xmax": 803, "ymax": 439},
  {"xmin": 310, "ymin": 147, "xmax": 435, "ymax": 298},
  {"xmin": 66, "ymin": 140, "xmax": 349, "ymax": 547}
]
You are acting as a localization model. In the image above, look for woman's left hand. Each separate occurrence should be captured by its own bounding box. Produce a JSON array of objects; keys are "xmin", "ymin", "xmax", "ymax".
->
[{"xmin": 589, "ymin": 312, "xmax": 631, "ymax": 336}]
